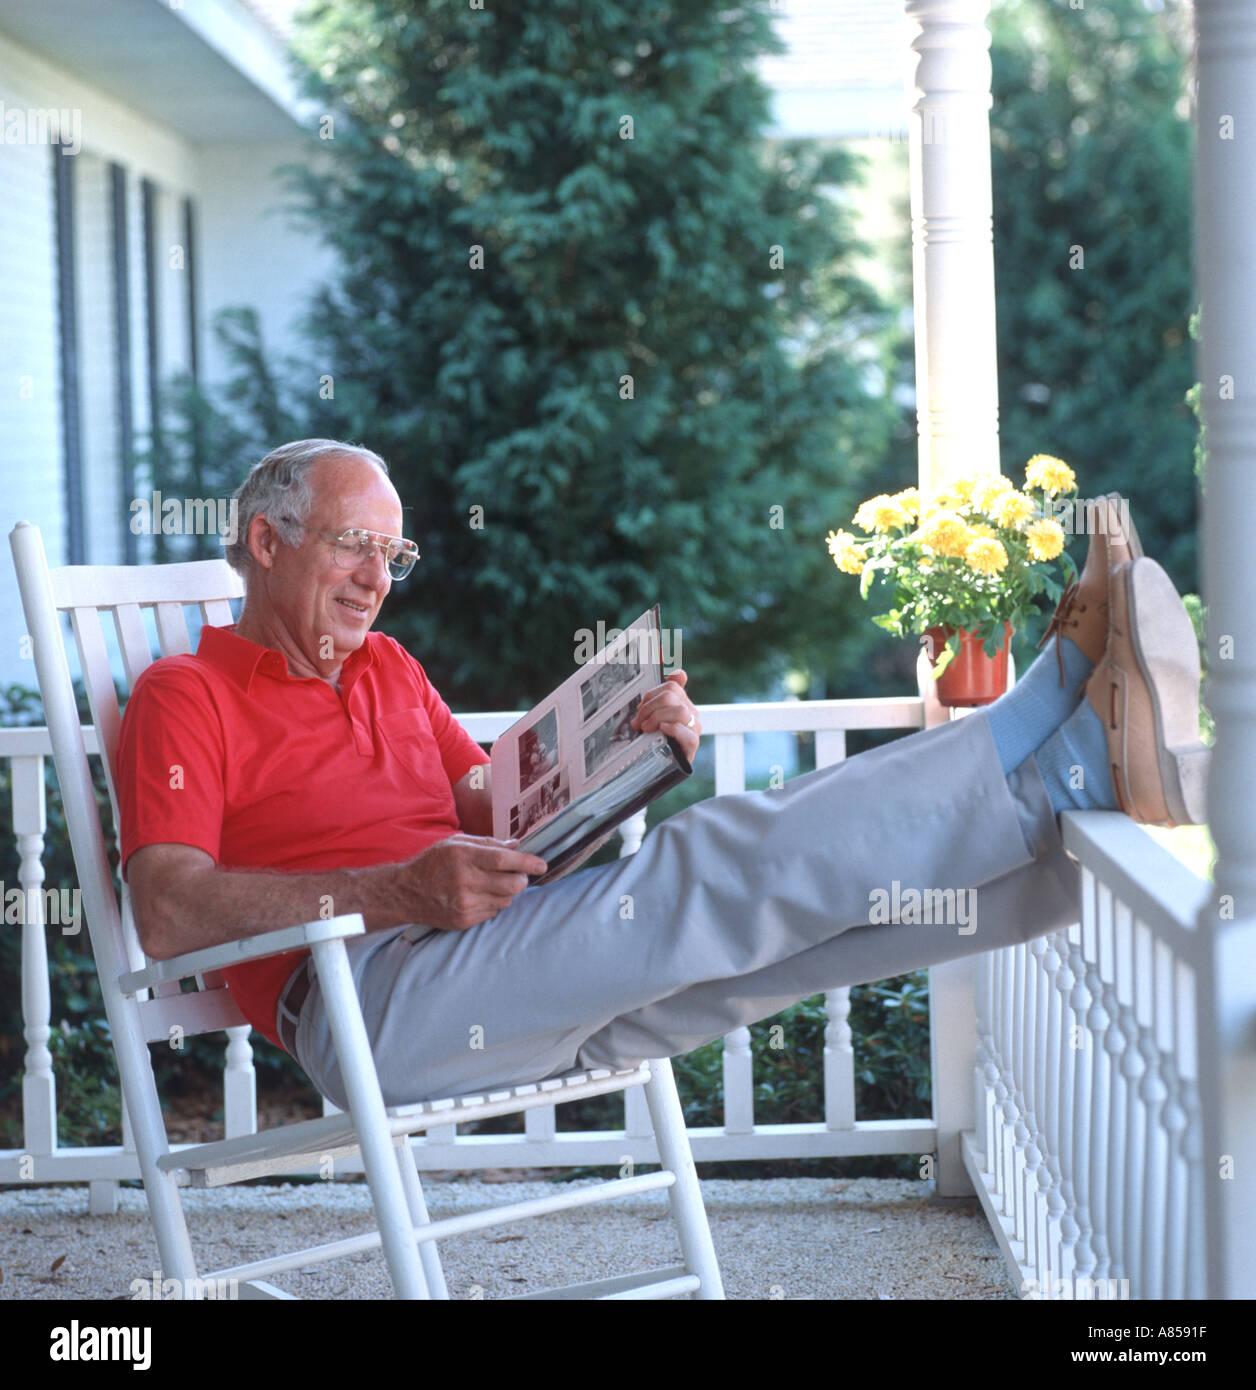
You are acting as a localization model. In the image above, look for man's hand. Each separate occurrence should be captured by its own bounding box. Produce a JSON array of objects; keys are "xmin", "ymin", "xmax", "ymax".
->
[
  {"xmin": 127, "ymin": 834, "xmax": 548, "ymax": 960},
  {"xmin": 631, "ymin": 668, "xmax": 701, "ymax": 764},
  {"xmin": 399, "ymin": 834, "xmax": 548, "ymax": 932}
]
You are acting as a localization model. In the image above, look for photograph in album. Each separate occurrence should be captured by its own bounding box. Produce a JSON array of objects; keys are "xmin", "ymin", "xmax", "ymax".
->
[{"xmin": 491, "ymin": 605, "xmax": 692, "ymax": 884}]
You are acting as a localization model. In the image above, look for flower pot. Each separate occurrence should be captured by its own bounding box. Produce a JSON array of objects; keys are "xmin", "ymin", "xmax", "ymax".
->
[{"xmin": 922, "ymin": 622, "xmax": 1013, "ymax": 708}]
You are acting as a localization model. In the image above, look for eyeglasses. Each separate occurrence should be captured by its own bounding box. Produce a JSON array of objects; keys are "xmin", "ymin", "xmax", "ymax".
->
[{"xmin": 287, "ymin": 521, "xmax": 420, "ymax": 580}]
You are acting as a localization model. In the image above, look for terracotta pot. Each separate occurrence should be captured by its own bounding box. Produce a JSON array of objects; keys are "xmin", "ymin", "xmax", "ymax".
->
[{"xmin": 922, "ymin": 622, "xmax": 1014, "ymax": 708}]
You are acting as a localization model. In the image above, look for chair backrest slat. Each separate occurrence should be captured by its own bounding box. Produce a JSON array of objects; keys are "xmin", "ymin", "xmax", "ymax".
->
[
  {"xmin": 201, "ymin": 597, "xmax": 236, "ymax": 627},
  {"xmin": 69, "ymin": 607, "xmax": 125, "ymax": 814},
  {"xmin": 112, "ymin": 602, "xmax": 155, "ymax": 691},
  {"xmin": 154, "ymin": 603, "xmax": 192, "ymax": 658}
]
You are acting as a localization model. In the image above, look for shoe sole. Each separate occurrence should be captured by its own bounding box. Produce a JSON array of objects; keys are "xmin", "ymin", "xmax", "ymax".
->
[{"xmin": 1101, "ymin": 560, "xmax": 1208, "ymax": 826}]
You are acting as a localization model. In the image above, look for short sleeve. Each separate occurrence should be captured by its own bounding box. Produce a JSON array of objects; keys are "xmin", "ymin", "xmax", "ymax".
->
[{"xmin": 115, "ymin": 661, "xmax": 227, "ymax": 879}]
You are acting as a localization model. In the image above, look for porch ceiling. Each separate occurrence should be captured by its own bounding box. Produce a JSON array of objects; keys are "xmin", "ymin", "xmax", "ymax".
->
[{"xmin": 0, "ymin": 0, "xmax": 308, "ymax": 142}]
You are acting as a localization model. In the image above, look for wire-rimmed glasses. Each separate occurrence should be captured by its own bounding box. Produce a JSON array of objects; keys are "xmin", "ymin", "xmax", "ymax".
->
[{"xmin": 289, "ymin": 521, "xmax": 420, "ymax": 580}]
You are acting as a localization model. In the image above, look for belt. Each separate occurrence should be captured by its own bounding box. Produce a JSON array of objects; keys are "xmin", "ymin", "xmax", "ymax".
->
[{"xmin": 276, "ymin": 957, "xmax": 313, "ymax": 1057}]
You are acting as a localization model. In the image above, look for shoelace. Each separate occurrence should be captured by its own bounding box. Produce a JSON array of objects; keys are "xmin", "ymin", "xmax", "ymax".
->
[
  {"xmin": 1038, "ymin": 580, "xmax": 1110, "ymax": 691},
  {"xmin": 1038, "ymin": 579, "xmax": 1083, "ymax": 686}
]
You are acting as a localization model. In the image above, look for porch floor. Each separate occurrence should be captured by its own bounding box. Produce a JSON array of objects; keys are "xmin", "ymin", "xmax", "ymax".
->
[{"xmin": 0, "ymin": 1175, "xmax": 1018, "ymax": 1300}]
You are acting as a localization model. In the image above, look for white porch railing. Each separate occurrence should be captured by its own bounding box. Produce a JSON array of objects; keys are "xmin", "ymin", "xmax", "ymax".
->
[{"xmin": 965, "ymin": 810, "xmax": 1215, "ymax": 1299}]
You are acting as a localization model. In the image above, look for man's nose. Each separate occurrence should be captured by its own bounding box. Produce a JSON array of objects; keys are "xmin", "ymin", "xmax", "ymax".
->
[{"xmin": 354, "ymin": 545, "xmax": 391, "ymax": 587}]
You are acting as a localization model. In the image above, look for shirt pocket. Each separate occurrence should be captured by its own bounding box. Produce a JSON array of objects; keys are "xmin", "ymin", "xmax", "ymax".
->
[{"xmin": 375, "ymin": 707, "xmax": 453, "ymax": 803}]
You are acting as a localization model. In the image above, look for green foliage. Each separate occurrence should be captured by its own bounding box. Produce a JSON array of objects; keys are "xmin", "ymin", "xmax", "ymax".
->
[
  {"xmin": 129, "ymin": 307, "xmax": 304, "ymax": 564},
  {"xmin": 989, "ymin": 0, "xmax": 1199, "ymax": 600},
  {"xmin": 558, "ymin": 975, "xmax": 931, "ymax": 1181},
  {"xmin": 1186, "ymin": 307, "xmax": 1206, "ymax": 490},
  {"xmin": 272, "ymin": 0, "xmax": 902, "ymax": 711},
  {"xmin": 1181, "ymin": 593, "xmax": 1215, "ymax": 746},
  {"xmin": 47, "ymin": 1018, "xmax": 122, "ymax": 1147}
]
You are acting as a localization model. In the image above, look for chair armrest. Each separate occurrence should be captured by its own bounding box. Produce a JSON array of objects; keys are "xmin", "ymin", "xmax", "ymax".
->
[{"xmin": 118, "ymin": 914, "xmax": 366, "ymax": 995}]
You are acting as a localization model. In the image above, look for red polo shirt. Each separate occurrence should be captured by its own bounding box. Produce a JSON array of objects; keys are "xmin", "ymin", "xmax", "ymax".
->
[{"xmin": 116, "ymin": 624, "xmax": 491, "ymax": 1048}]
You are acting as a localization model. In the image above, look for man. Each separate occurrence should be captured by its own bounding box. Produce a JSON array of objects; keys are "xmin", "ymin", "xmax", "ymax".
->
[{"xmin": 117, "ymin": 439, "xmax": 1208, "ymax": 1110}]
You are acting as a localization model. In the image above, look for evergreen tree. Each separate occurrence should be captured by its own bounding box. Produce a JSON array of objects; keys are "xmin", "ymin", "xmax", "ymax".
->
[
  {"xmin": 281, "ymin": 0, "xmax": 901, "ymax": 709},
  {"xmin": 989, "ymin": 0, "xmax": 1197, "ymax": 593}
]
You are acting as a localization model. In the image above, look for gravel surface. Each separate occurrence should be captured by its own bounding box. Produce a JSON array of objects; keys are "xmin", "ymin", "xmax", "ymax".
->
[{"xmin": 0, "ymin": 1176, "xmax": 1019, "ymax": 1301}]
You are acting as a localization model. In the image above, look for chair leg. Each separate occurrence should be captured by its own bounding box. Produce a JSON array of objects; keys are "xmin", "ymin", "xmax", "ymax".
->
[
  {"xmin": 311, "ymin": 940, "xmax": 430, "ymax": 1299},
  {"xmin": 117, "ymin": 1069, "xmax": 200, "ymax": 1287},
  {"xmin": 642, "ymin": 1057, "xmax": 725, "ymax": 1299},
  {"xmin": 396, "ymin": 1137, "xmax": 450, "ymax": 1299}
]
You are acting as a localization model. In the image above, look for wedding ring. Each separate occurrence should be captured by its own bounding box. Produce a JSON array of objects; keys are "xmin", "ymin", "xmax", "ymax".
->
[{"xmin": 686, "ymin": 713, "xmax": 696, "ymax": 728}]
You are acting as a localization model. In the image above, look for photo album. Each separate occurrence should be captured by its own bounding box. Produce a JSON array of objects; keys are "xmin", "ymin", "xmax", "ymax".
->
[{"xmin": 490, "ymin": 604, "xmax": 693, "ymax": 884}]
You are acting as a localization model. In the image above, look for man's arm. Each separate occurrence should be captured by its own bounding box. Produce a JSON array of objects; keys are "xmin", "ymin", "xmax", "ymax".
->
[
  {"xmin": 127, "ymin": 836, "xmax": 548, "ymax": 961},
  {"xmin": 452, "ymin": 762, "xmax": 494, "ymax": 836}
]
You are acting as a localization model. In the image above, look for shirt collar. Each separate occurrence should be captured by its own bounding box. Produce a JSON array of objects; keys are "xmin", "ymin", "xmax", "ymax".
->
[{"xmin": 196, "ymin": 624, "xmax": 377, "ymax": 694}]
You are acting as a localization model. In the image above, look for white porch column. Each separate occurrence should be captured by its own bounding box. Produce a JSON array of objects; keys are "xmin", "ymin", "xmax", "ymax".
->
[
  {"xmin": 1194, "ymin": 0, "xmax": 1256, "ymax": 1301},
  {"xmin": 907, "ymin": 0, "xmax": 1002, "ymax": 1197},
  {"xmin": 906, "ymin": 0, "xmax": 1001, "ymax": 492}
]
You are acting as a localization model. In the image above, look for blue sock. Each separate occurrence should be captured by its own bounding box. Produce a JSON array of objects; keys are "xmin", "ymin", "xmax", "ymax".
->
[
  {"xmin": 984, "ymin": 635, "xmax": 1096, "ymax": 777},
  {"xmin": 1033, "ymin": 698, "xmax": 1119, "ymax": 814}
]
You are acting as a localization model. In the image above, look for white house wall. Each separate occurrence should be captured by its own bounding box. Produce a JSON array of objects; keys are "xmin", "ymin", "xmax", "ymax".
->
[
  {"xmin": 0, "ymin": 29, "xmax": 198, "ymax": 195},
  {"xmin": 73, "ymin": 152, "xmax": 121, "ymax": 569},
  {"xmin": 127, "ymin": 166, "xmax": 151, "ymax": 475},
  {"xmin": 0, "ymin": 32, "xmax": 192, "ymax": 687},
  {"xmin": 0, "ymin": 26, "xmax": 332, "ymax": 689},
  {"xmin": 0, "ymin": 95, "xmax": 61, "ymax": 570},
  {"xmin": 194, "ymin": 139, "xmax": 339, "ymax": 390}
]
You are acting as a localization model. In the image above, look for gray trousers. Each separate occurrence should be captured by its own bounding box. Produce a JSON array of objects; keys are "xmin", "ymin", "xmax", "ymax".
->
[{"xmin": 289, "ymin": 708, "xmax": 1080, "ymax": 1111}]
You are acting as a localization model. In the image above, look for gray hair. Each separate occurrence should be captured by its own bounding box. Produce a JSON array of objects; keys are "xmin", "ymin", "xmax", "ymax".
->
[{"xmin": 225, "ymin": 438, "xmax": 390, "ymax": 576}]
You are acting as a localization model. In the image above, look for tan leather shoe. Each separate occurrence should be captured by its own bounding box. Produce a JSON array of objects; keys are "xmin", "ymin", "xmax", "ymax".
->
[
  {"xmin": 1038, "ymin": 493, "xmax": 1143, "ymax": 690},
  {"xmin": 1086, "ymin": 557, "xmax": 1209, "ymax": 827}
]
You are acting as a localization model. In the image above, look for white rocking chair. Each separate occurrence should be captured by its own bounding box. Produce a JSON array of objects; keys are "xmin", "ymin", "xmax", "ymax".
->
[{"xmin": 9, "ymin": 519, "xmax": 725, "ymax": 1300}]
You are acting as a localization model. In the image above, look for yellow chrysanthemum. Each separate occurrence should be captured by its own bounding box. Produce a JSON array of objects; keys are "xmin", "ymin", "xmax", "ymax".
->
[
  {"xmin": 921, "ymin": 487, "xmax": 966, "ymax": 518},
  {"xmin": 852, "ymin": 494, "xmax": 912, "ymax": 533},
  {"xmin": 948, "ymin": 475, "xmax": 980, "ymax": 503},
  {"xmin": 969, "ymin": 474, "xmax": 1015, "ymax": 512},
  {"xmin": 1025, "ymin": 518, "xmax": 1066, "ymax": 561},
  {"xmin": 826, "ymin": 529, "xmax": 867, "ymax": 575},
  {"xmin": 964, "ymin": 536, "xmax": 1009, "ymax": 576},
  {"xmin": 989, "ymin": 490, "xmax": 1036, "ymax": 528},
  {"xmin": 916, "ymin": 510, "xmax": 973, "ymax": 559},
  {"xmin": 968, "ymin": 522, "xmax": 998, "ymax": 539},
  {"xmin": 891, "ymin": 487, "xmax": 921, "ymax": 520},
  {"xmin": 1025, "ymin": 454, "xmax": 1077, "ymax": 496}
]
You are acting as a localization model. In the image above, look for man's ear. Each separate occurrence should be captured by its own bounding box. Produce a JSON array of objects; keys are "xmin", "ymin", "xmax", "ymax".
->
[{"xmin": 246, "ymin": 513, "xmax": 281, "ymax": 571}]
